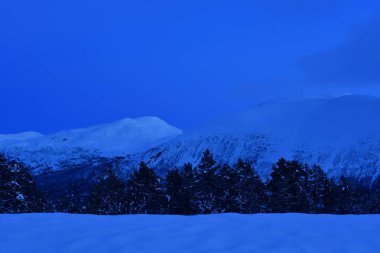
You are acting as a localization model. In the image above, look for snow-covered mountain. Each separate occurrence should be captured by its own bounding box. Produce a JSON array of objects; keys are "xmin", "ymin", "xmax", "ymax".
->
[
  {"xmin": 0, "ymin": 117, "xmax": 182, "ymax": 174},
  {"xmin": 122, "ymin": 95, "xmax": 380, "ymax": 180},
  {"xmin": 2, "ymin": 94, "xmax": 380, "ymax": 182}
]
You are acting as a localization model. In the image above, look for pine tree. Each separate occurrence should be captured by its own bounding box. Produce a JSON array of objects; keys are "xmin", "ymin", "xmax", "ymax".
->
[
  {"xmin": 192, "ymin": 150, "xmax": 220, "ymax": 214},
  {"xmin": 180, "ymin": 163, "xmax": 197, "ymax": 215},
  {"xmin": 0, "ymin": 154, "xmax": 42, "ymax": 213},
  {"xmin": 335, "ymin": 176, "xmax": 354, "ymax": 214},
  {"xmin": 350, "ymin": 179, "xmax": 371, "ymax": 214},
  {"xmin": 267, "ymin": 158, "xmax": 309, "ymax": 213},
  {"xmin": 88, "ymin": 168, "xmax": 126, "ymax": 215},
  {"xmin": 182, "ymin": 162, "xmax": 195, "ymax": 182},
  {"xmin": 165, "ymin": 168, "xmax": 186, "ymax": 214},
  {"xmin": 58, "ymin": 182, "xmax": 88, "ymax": 213},
  {"xmin": 306, "ymin": 165, "xmax": 334, "ymax": 213},
  {"xmin": 215, "ymin": 164, "xmax": 239, "ymax": 213},
  {"xmin": 198, "ymin": 149, "xmax": 216, "ymax": 171},
  {"xmin": 126, "ymin": 162, "xmax": 167, "ymax": 214},
  {"xmin": 234, "ymin": 159, "xmax": 266, "ymax": 213}
]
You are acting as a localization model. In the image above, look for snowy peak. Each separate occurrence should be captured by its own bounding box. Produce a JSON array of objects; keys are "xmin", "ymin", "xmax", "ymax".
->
[
  {"xmin": 0, "ymin": 117, "xmax": 183, "ymax": 173},
  {"xmin": 0, "ymin": 116, "xmax": 183, "ymax": 155},
  {"xmin": 41, "ymin": 116, "xmax": 183, "ymax": 154}
]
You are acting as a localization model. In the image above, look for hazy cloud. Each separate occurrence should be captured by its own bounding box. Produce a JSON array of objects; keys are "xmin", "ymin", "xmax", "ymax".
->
[{"xmin": 296, "ymin": 15, "xmax": 380, "ymax": 86}]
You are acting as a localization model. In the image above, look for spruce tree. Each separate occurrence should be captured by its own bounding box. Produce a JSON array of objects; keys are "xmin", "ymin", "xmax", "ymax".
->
[
  {"xmin": 335, "ymin": 176, "xmax": 354, "ymax": 214},
  {"xmin": 165, "ymin": 168, "xmax": 186, "ymax": 214},
  {"xmin": 306, "ymin": 165, "xmax": 334, "ymax": 213},
  {"xmin": 234, "ymin": 159, "xmax": 266, "ymax": 213},
  {"xmin": 182, "ymin": 162, "xmax": 195, "ymax": 182},
  {"xmin": 193, "ymin": 150, "xmax": 220, "ymax": 214},
  {"xmin": 58, "ymin": 182, "xmax": 88, "ymax": 214},
  {"xmin": 350, "ymin": 179, "xmax": 371, "ymax": 214},
  {"xmin": 214, "ymin": 164, "xmax": 239, "ymax": 213},
  {"xmin": 180, "ymin": 163, "xmax": 197, "ymax": 215},
  {"xmin": 198, "ymin": 149, "xmax": 216, "ymax": 171},
  {"xmin": 267, "ymin": 158, "xmax": 309, "ymax": 213},
  {"xmin": 126, "ymin": 162, "xmax": 167, "ymax": 214},
  {"xmin": 88, "ymin": 168, "xmax": 126, "ymax": 215}
]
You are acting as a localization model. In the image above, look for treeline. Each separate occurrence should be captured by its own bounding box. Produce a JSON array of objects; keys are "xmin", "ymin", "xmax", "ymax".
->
[{"xmin": 1, "ymin": 151, "xmax": 380, "ymax": 215}]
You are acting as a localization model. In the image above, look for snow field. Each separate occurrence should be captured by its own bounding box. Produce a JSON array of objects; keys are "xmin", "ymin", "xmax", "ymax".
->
[{"xmin": 0, "ymin": 213, "xmax": 379, "ymax": 253}]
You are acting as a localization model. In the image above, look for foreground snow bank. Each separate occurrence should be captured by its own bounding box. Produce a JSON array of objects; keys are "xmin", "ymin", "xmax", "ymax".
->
[{"xmin": 0, "ymin": 213, "xmax": 379, "ymax": 253}]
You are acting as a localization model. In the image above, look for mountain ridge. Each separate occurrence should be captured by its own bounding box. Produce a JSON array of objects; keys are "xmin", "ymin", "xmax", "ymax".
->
[
  {"xmin": 120, "ymin": 94, "xmax": 380, "ymax": 180},
  {"xmin": 0, "ymin": 116, "xmax": 182, "ymax": 174},
  {"xmin": 2, "ymin": 94, "xmax": 380, "ymax": 182}
]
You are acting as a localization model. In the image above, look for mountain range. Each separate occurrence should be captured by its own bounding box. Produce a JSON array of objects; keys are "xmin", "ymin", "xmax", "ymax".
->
[
  {"xmin": 2, "ymin": 94, "xmax": 380, "ymax": 185},
  {"xmin": 0, "ymin": 117, "xmax": 182, "ymax": 174}
]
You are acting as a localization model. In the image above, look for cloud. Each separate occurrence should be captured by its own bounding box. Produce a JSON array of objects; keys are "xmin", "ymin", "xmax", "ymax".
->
[{"xmin": 295, "ymin": 15, "xmax": 380, "ymax": 86}]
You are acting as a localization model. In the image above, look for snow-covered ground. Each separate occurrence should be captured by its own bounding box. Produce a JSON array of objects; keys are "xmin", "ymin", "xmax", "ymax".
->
[{"xmin": 0, "ymin": 213, "xmax": 379, "ymax": 253}]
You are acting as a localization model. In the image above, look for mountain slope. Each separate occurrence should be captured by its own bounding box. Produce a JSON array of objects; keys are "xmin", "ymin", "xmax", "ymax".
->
[
  {"xmin": 123, "ymin": 95, "xmax": 380, "ymax": 180},
  {"xmin": 3, "ymin": 94, "xmax": 380, "ymax": 181},
  {"xmin": 0, "ymin": 117, "xmax": 182, "ymax": 174}
]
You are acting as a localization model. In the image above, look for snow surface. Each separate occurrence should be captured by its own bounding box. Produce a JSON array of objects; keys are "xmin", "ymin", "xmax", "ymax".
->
[{"xmin": 0, "ymin": 213, "xmax": 379, "ymax": 253}]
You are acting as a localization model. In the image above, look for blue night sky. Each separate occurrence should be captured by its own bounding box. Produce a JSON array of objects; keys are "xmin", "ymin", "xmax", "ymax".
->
[{"xmin": 1, "ymin": 0, "xmax": 380, "ymax": 133}]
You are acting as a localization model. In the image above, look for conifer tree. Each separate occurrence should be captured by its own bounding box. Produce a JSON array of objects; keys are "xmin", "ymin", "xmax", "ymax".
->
[
  {"xmin": 267, "ymin": 158, "xmax": 309, "ymax": 213},
  {"xmin": 197, "ymin": 149, "xmax": 216, "ymax": 172},
  {"xmin": 350, "ymin": 179, "xmax": 371, "ymax": 214},
  {"xmin": 216, "ymin": 164, "xmax": 240, "ymax": 213},
  {"xmin": 335, "ymin": 176, "xmax": 354, "ymax": 214},
  {"xmin": 126, "ymin": 162, "xmax": 167, "ymax": 214},
  {"xmin": 182, "ymin": 162, "xmax": 195, "ymax": 182},
  {"xmin": 234, "ymin": 159, "xmax": 266, "ymax": 213},
  {"xmin": 193, "ymin": 150, "xmax": 220, "ymax": 214},
  {"xmin": 306, "ymin": 165, "xmax": 334, "ymax": 213},
  {"xmin": 180, "ymin": 163, "xmax": 197, "ymax": 214},
  {"xmin": 88, "ymin": 168, "xmax": 126, "ymax": 215},
  {"xmin": 165, "ymin": 168, "xmax": 186, "ymax": 214},
  {"xmin": 58, "ymin": 182, "xmax": 88, "ymax": 213}
]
